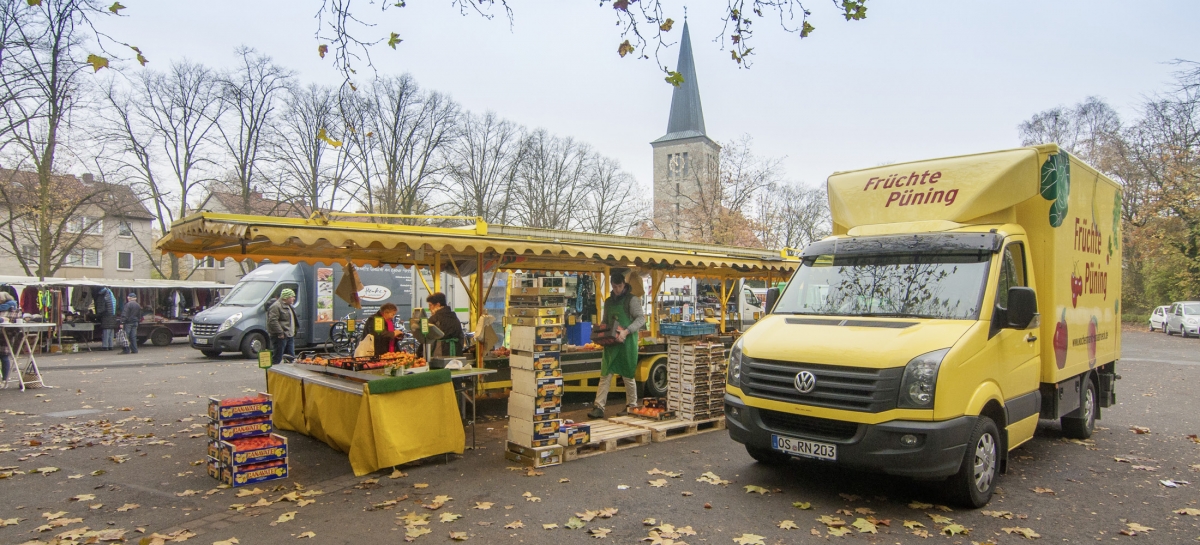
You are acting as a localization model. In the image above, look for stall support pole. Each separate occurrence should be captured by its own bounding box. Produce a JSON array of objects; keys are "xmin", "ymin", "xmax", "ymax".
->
[
  {"xmin": 434, "ymin": 252, "xmax": 442, "ymax": 294},
  {"xmin": 649, "ymin": 271, "xmax": 664, "ymax": 338},
  {"xmin": 475, "ymin": 254, "xmax": 484, "ymax": 369},
  {"xmin": 719, "ymin": 278, "xmax": 732, "ymax": 334}
]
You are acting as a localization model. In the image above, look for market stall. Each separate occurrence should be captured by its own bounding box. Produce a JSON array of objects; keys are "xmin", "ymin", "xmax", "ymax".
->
[
  {"xmin": 42, "ymin": 279, "xmax": 230, "ymax": 348},
  {"xmin": 157, "ymin": 211, "xmax": 798, "ymax": 471}
]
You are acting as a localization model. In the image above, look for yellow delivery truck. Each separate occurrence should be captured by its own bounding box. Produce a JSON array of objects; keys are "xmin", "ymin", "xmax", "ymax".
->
[{"xmin": 725, "ymin": 144, "xmax": 1121, "ymax": 507}]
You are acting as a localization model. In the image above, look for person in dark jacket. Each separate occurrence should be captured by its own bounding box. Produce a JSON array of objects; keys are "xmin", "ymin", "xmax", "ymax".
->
[
  {"xmin": 266, "ymin": 289, "xmax": 297, "ymax": 365},
  {"xmin": 365, "ymin": 303, "xmax": 399, "ymax": 357},
  {"xmin": 119, "ymin": 292, "xmax": 142, "ymax": 354},
  {"xmin": 94, "ymin": 287, "xmax": 117, "ymax": 351},
  {"xmin": 0, "ymin": 292, "xmax": 19, "ymax": 383},
  {"xmin": 426, "ymin": 292, "xmax": 466, "ymax": 357}
]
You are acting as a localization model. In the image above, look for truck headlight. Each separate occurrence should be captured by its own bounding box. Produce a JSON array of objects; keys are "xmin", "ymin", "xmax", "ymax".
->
[
  {"xmin": 898, "ymin": 348, "xmax": 949, "ymax": 409},
  {"xmin": 217, "ymin": 312, "xmax": 243, "ymax": 333},
  {"xmin": 727, "ymin": 339, "xmax": 744, "ymax": 387}
]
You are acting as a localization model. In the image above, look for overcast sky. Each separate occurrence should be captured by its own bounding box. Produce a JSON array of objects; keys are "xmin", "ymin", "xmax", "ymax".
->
[{"xmin": 103, "ymin": 1, "xmax": 1197, "ymax": 193}]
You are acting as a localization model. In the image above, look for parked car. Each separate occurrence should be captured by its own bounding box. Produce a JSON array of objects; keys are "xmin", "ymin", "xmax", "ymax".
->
[
  {"xmin": 1165, "ymin": 301, "xmax": 1200, "ymax": 337},
  {"xmin": 1149, "ymin": 305, "xmax": 1169, "ymax": 332}
]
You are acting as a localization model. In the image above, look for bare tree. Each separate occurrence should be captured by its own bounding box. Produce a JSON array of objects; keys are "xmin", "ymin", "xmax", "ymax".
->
[
  {"xmin": 510, "ymin": 130, "xmax": 590, "ymax": 230},
  {"xmin": 577, "ymin": 155, "xmax": 646, "ymax": 235},
  {"xmin": 1018, "ymin": 96, "xmax": 1124, "ymax": 171},
  {"xmin": 443, "ymin": 111, "xmax": 523, "ymax": 223},
  {"xmin": 98, "ymin": 61, "xmax": 225, "ymax": 279},
  {"xmin": 356, "ymin": 75, "xmax": 459, "ymax": 221},
  {"xmin": 275, "ymin": 83, "xmax": 345, "ymax": 213},
  {"xmin": 0, "ymin": 0, "xmax": 114, "ymax": 279},
  {"xmin": 215, "ymin": 47, "xmax": 294, "ymax": 215}
]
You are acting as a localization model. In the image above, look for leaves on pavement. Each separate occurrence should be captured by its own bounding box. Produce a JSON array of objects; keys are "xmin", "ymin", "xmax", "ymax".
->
[
  {"xmin": 696, "ymin": 472, "xmax": 729, "ymax": 485},
  {"xmin": 1003, "ymin": 527, "xmax": 1042, "ymax": 539},
  {"xmin": 743, "ymin": 485, "xmax": 769, "ymax": 495},
  {"xmin": 778, "ymin": 520, "xmax": 799, "ymax": 529},
  {"xmin": 504, "ymin": 521, "xmax": 524, "ymax": 529},
  {"xmin": 732, "ymin": 534, "xmax": 765, "ymax": 545}
]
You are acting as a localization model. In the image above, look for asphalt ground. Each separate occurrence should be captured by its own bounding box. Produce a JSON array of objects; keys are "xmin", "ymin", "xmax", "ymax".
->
[{"xmin": 0, "ymin": 330, "xmax": 1197, "ymax": 544}]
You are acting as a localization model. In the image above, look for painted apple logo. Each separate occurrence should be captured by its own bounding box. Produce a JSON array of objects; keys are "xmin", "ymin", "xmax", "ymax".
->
[
  {"xmin": 1040, "ymin": 152, "xmax": 1071, "ymax": 228},
  {"xmin": 1087, "ymin": 316, "xmax": 1098, "ymax": 369},
  {"xmin": 1054, "ymin": 308, "xmax": 1068, "ymax": 370},
  {"xmin": 1070, "ymin": 270, "xmax": 1083, "ymax": 308}
]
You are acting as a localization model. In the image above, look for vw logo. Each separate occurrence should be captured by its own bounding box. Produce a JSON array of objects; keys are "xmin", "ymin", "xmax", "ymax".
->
[{"xmin": 794, "ymin": 371, "xmax": 817, "ymax": 394}]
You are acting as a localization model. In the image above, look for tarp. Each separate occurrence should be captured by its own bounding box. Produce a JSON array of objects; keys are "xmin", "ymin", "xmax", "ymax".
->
[{"xmin": 156, "ymin": 212, "xmax": 798, "ymax": 278}]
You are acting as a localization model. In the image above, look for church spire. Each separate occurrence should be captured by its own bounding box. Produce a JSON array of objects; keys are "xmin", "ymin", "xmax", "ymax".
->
[{"xmin": 655, "ymin": 20, "xmax": 707, "ymax": 142}]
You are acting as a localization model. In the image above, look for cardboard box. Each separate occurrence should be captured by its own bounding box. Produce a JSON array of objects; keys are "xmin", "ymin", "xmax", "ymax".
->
[
  {"xmin": 508, "ymin": 392, "xmax": 562, "ymax": 416},
  {"xmin": 558, "ymin": 424, "xmax": 590, "ymax": 446},
  {"xmin": 221, "ymin": 459, "xmax": 288, "ymax": 487},
  {"xmin": 206, "ymin": 456, "xmax": 224, "ymax": 480},
  {"xmin": 505, "ymin": 442, "xmax": 563, "ymax": 467},
  {"xmin": 207, "ymin": 416, "xmax": 272, "ymax": 441},
  {"xmin": 509, "ymin": 315, "xmax": 564, "ymax": 327},
  {"xmin": 508, "ymin": 417, "xmax": 562, "ymax": 445},
  {"xmin": 511, "ymin": 286, "xmax": 568, "ymax": 296},
  {"xmin": 508, "ymin": 306, "xmax": 568, "ymax": 318},
  {"xmin": 208, "ymin": 393, "xmax": 273, "ymax": 422},
  {"xmin": 511, "ymin": 326, "xmax": 565, "ymax": 352},
  {"xmin": 218, "ymin": 433, "xmax": 288, "ymax": 466},
  {"xmin": 510, "ymin": 351, "xmax": 561, "ymax": 371},
  {"xmin": 511, "ymin": 372, "xmax": 565, "ymax": 398}
]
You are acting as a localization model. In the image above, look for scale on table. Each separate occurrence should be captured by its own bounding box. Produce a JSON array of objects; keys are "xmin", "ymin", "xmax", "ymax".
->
[{"xmin": 408, "ymin": 309, "xmax": 445, "ymax": 366}]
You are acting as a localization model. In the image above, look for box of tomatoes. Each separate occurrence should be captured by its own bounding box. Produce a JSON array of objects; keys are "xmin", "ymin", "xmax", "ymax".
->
[
  {"xmin": 218, "ymin": 433, "xmax": 288, "ymax": 466},
  {"xmin": 221, "ymin": 459, "xmax": 288, "ymax": 487},
  {"xmin": 207, "ymin": 415, "xmax": 273, "ymax": 442},
  {"xmin": 208, "ymin": 392, "xmax": 273, "ymax": 422}
]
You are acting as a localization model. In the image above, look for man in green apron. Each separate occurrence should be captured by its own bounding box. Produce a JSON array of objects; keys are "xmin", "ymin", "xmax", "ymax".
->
[{"xmin": 588, "ymin": 271, "xmax": 646, "ymax": 419}]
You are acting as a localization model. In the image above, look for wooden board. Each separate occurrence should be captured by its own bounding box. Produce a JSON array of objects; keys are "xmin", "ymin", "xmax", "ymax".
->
[
  {"xmin": 607, "ymin": 415, "xmax": 726, "ymax": 443},
  {"xmin": 561, "ymin": 420, "xmax": 651, "ymax": 461}
]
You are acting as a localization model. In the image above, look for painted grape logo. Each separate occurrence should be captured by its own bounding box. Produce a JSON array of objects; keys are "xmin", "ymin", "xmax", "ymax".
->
[{"xmin": 1040, "ymin": 152, "xmax": 1071, "ymax": 228}]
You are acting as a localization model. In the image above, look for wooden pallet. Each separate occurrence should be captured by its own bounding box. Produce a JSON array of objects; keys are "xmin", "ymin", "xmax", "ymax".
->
[
  {"xmin": 562, "ymin": 420, "xmax": 651, "ymax": 461},
  {"xmin": 608, "ymin": 415, "xmax": 726, "ymax": 443}
]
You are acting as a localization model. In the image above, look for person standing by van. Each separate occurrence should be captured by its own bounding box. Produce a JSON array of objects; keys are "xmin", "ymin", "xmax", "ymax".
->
[
  {"xmin": 95, "ymin": 287, "xmax": 117, "ymax": 351},
  {"xmin": 588, "ymin": 271, "xmax": 645, "ymax": 419},
  {"xmin": 267, "ymin": 289, "xmax": 297, "ymax": 364},
  {"xmin": 119, "ymin": 293, "xmax": 142, "ymax": 354}
]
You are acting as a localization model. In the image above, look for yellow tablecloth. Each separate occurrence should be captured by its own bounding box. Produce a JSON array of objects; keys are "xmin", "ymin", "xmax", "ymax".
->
[{"xmin": 267, "ymin": 369, "xmax": 465, "ymax": 476}]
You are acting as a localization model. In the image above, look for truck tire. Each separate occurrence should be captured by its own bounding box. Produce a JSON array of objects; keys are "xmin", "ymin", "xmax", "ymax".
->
[
  {"xmin": 948, "ymin": 416, "xmax": 1000, "ymax": 508},
  {"xmin": 1061, "ymin": 379, "xmax": 1097, "ymax": 439},
  {"xmin": 745, "ymin": 444, "xmax": 791, "ymax": 465},
  {"xmin": 150, "ymin": 327, "xmax": 173, "ymax": 347},
  {"xmin": 641, "ymin": 359, "xmax": 669, "ymax": 399},
  {"xmin": 241, "ymin": 332, "xmax": 267, "ymax": 360},
  {"xmin": 200, "ymin": 349, "xmax": 222, "ymax": 358}
]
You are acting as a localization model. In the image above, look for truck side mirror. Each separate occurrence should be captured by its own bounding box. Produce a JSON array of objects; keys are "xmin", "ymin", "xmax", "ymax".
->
[
  {"xmin": 1005, "ymin": 287, "xmax": 1038, "ymax": 330},
  {"xmin": 765, "ymin": 287, "xmax": 781, "ymax": 314}
]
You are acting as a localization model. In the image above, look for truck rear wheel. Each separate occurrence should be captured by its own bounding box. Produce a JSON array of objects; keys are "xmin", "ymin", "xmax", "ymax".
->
[
  {"xmin": 641, "ymin": 359, "xmax": 669, "ymax": 399},
  {"xmin": 948, "ymin": 416, "xmax": 999, "ymax": 508},
  {"xmin": 150, "ymin": 327, "xmax": 173, "ymax": 346},
  {"xmin": 1061, "ymin": 379, "xmax": 1097, "ymax": 439},
  {"xmin": 745, "ymin": 444, "xmax": 791, "ymax": 465}
]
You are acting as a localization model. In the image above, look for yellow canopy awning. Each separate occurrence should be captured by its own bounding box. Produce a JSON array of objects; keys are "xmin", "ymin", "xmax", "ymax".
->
[{"xmin": 155, "ymin": 212, "xmax": 798, "ymax": 278}]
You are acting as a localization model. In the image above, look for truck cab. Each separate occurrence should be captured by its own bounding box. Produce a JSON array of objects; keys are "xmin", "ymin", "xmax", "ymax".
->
[
  {"xmin": 190, "ymin": 264, "xmax": 311, "ymax": 358},
  {"xmin": 725, "ymin": 145, "xmax": 1121, "ymax": 507}
]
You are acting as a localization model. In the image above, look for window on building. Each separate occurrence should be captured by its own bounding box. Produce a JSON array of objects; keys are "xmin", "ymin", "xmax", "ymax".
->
[
  {"xmin": 117, "ymin": 251, "xmax": 133, "ymax": 271},
  {"xmin": 64, "ymin": 248, "xmax": 102, "ymax": 268},
  {"xmin": 681, "ymin": 152, "xmax": 689, "ymax": 177},
  {"xmin": 117, "ymin": 221, "xmax": 133, "ymax": 237},
  {"xmin": 66, "ymin": 216, "xmax": 103, "ymax": 235},
  {"xmin": 197, "ymin": 256, "xmax": 223, "ymax": 269},
  {"xmin": 21, "ymin": 244, "xmax": 38, "ymax": 265}
]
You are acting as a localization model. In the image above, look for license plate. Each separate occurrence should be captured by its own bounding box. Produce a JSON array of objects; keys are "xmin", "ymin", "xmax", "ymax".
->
[
  {"xmin": 195, "ymin": 338, "xmax": 210, "ymax": 346},
  {"xmin": 771, "ymin": 434, "xmax": 837, "ymax": 461}
]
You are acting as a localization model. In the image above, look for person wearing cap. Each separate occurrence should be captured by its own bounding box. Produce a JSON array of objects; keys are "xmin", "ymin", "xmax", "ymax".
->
[
  {"xmin": 267, "ymin": 288, "xmax": 298, "ymax": 364},
  {"xmin": 118, "ymin": 292, "xmax": 142, "ymax": 354},
  {"xmin": 588, "ymin": 271, "xmax": 646, "ymax": 419}
]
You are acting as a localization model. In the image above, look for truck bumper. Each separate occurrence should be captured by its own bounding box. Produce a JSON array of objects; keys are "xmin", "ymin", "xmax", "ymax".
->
[{"xmin": 724, "ymin": 394, "xmax": 975, "ymax": 479}]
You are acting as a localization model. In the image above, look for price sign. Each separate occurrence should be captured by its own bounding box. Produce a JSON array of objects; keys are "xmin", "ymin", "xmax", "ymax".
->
[
  {"xmin": 420, "ymin": 318, "xmax": 429, "ymax": 335},
  {"xmin": 346, "ymin": 318, "xmax": 355, "ymax": 332},
  {"xmin": 258, "ymin": 350, "xmax": 272, "ymax": 369}
]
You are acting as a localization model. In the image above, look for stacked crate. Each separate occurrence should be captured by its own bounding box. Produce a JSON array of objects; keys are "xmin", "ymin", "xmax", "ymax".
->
[
  {"xmin": 206, "ymin": 393, "xmax": 289, "ymax": 487},
  {"xmin": 505, "ymin": 281, "xmax": 572, "ymax": 467},
  {"xmin": 666, "ymin": 339, "xmax": 727, "ymax": 420}
]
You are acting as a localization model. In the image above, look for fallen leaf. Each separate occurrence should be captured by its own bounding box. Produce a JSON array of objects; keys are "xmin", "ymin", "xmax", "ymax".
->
[
  {"xmin": 941, "ymin": 523, "xmax": 968, "ymax": 536},
  {"xmin": 696, "ymin": 471, "xmax": 730, "ymax": 485},
  {"xmin": 235, "ymin": 487, "xmax": 264, "ymax": 497},
  {"xmin": 647, "ymin": 468, "xmax": 683, "ymax": 478},
  {"xmin": 117, "ymin": 503, "xmax": 139, "ymax": 512},
  {"xmin": 449, "ymin": 531, "xmax": 468, "ymax": 541},
  {"xmin": 1126, "ymin": 522, "xmax": 1154, "ymax": 532},
  {"xmin": 1175, "ymin": 507, "xmax": 1200, "ymax": 516},
  {"xmin": 743, "ymin": 485, "xmax": 769, "ymax": 495},
  {"xmin": 792, "ymin": 501, "xmax": 812, "ymax": 510},
  {"xmin": 34, "ymin": 466, "xmax": 60, "ymax": 475},
  {"xmin": 1003, "ymin": 527, "xmax": 1041, "ymax": 539},
  {"xmin": 404, "ymin": 526, "xmax": 431, "ymax": 541},
  {"xmin": 565, "ymin": 516, "xmax": 585, "ymax": 530},
  {"xmin": 212, "ymin": 539, "xmax": 239, "ymax": 545},
  {"xmin": 440, "ymin": 512, "xmax": 462, "ymax": 523},
  {"xmin": 908, "ymin": 501, "xmax": 933, "ymax": 509},
  {"xmin": 1031, "ymin": 487, "xmax": 1055, "ymax": 495},
  {"xmin": 389, "ymin": 468, "xmax": 408, "ymax": 479},
  {"xmin": 413, "ymin": 483, "xmax": 429, "ymax": 489},
  {"xmin": 827, "ymin": 527, "xmax": 852, "ymax": 537},
  {"xmin": 0, "ymin": 518, "xmax": 21, "ymax": 527},
  {"xmin": 297, "ymin": 531, "xmax": 316, "ymax": 538},
  {"xmin": 109, "ymin": 455, "xmax": 130, "ymax": 464},
  {"xmin": 504, "ymin": 521, "xmax": 524, "ymax": 529},
  {"xmin": 70, "ymin": 494, "xmax": 96, "ymax": 502},
  {"xmin": 1130, "ymin": 426, "xmax": 1151, "ymax": 434},
  {"xmin": 559, "ymin": 478, "xmax": 570, "ymax": 483},
  {"xmin": 542, "ymin": 523, "xmax": 558, "ymax": 530},
  {"xmin": 778, "ymin": 520, "xmax": 799, "ymax": 529},
  {"xmin": 732, "ymin": 533, "xmax": 766, "ymax": 545},
  {"xmin": 838, "ymin": 493, "xmax": 861, "ymax": 502},
  {"xmin": 175, "ymin": 489, "xmax": 199, "ymax": 497},
  {"xmin": 855, "ymin": 507, "xmax": 875, "ymax": 515},
  {"xmin": 42, "ymin": 511, "xmax": 67, "ymax": 520},
  {"xmin": 92, "ymin": 470, "xmax": 107, "ymax": 476},
  {"xmin": 272, "ymin": 511, "xmax": 297, "ymax": 525},
  {"xmin": 852, "ymin": 518, "xmax": 877, "ymax": 534},
  {"xmin": 589, "ymin": 527, "xmax": 611, "ymax": 538},
  {"xmin": 473, "ymin": 502, "xmax": 493, "ymax": 510},
  {"xmin": 928, "ymin": 514, "xmax": 953, "ymax": 524},
  {"xmin": 981, "ymin": 510, "xmax": 1014, "ymax": 519},
  {"xmin": 649, "ymin": 479, "xmax": 669, "ymax": 488},
  {"xmin": 817, "ymin": 515, "xmax": 846, "ymax": 527},
  {"xmin": 903, "ymin": 520, "xmax": 925, "ymax": 529},
  {"xmin": 525, "ymin": 496, "xmax": 541, "ymax": 503}
]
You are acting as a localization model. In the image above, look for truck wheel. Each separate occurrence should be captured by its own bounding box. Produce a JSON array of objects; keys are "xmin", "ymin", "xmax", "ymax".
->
[
  {"xmin": 150, "ymin": 327, "xmax": 173, "ymax": 347},
  {"xmin": 1167, "ymin": 325, "xmax": 1175, "ymax": 336},
  {"xmin": 948, "ymin": 416, "xmax": 1000, "ymax": 508},
  {"xmin": 745, "ymin": 444, "xmax": 791, "ymax": 465},
  {"xmin": 641, "ymin": 359, "xmax": 669, "ymax": 399},
  {"xmin": 200, "ymin": 349, "xmax": 221, "ymax": 358},
  {"xmin": 241, "ymin": 332, "xmax": 267, "ymax": 360},
  {"xmin": 1061, "ymin": 379, "xmax": 1097, "ymax": 439}
]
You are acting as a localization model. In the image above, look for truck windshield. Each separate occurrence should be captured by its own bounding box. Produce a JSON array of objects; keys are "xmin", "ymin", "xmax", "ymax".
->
[
  {"xmin": 220, "ymin": 281, "xmax": 275, "ymax": 306},
  {"xmin": 774, "ymin": 252, "xmax": 990, "ymax": 320}
]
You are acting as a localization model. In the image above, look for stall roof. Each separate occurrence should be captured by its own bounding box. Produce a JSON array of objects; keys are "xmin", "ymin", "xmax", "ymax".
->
[
  {"xmin": 32, "ymin": 278, "xmax": 232, "ymax": 290},
  {"xmin": 156, "ymin": 212, "xmax": 798, "ymax": 277}
]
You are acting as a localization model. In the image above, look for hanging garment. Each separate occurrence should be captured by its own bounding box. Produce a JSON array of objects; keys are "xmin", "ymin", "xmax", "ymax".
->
[
  {"xmin": 71, "ymin": 287, "xmax": 93, "ymax": 312},
  {"xmin": 21, "ymin": 286, "xmax": 38, "ymax": 314}
]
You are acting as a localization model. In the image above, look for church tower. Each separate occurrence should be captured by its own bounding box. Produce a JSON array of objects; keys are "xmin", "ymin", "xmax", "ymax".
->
[{"xmin": 651, "ymin": 20, "xmax": 720, "ymax": 240}]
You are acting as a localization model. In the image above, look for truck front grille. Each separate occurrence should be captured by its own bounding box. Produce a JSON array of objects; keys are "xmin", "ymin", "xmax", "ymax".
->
[
  {"xmin": 741, "ymin": 357, "xmax": 903, "ymax": 412},
  {"xmin": 191, "ymin": 323, "xmax": 219, "ymax": 337},
  {"xmin": 759, "ymin": 409, "xmax": 860, "ymax": 441}
]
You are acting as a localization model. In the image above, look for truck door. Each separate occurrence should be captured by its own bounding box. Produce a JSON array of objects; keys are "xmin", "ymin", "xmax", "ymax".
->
[{"xmin": 984, "ymin": 241, "xmax": 1041, "ymax": 433}]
